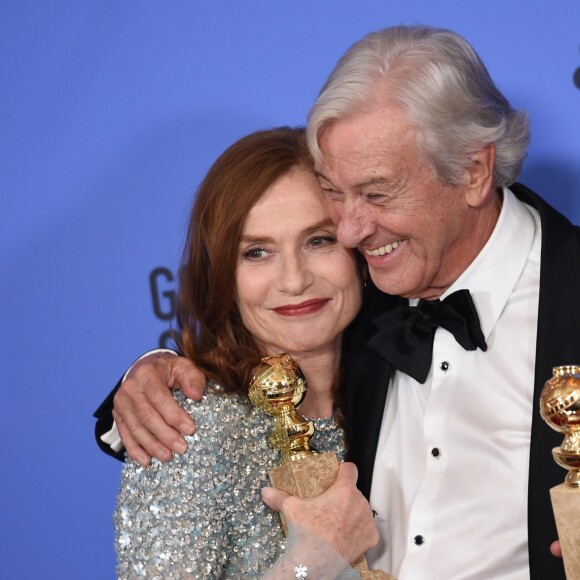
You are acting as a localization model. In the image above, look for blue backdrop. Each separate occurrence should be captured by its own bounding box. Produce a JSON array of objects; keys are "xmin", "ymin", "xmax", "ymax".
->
[{"xmin": 1, "ymin": 1, "xmax": 579, "ymax": 577}]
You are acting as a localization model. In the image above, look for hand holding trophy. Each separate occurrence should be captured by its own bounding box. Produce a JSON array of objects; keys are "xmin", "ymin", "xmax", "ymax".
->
[
  {"xmin": 250, "ymin": 353, "xmax": 392, "ymax": 579},
  {"xmin": 540, "ymin": 365, "xmax": 580, "ymax": 578}
]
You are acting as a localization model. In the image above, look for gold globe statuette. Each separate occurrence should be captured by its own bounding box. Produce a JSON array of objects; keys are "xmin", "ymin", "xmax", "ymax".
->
[
  {"xmin": 540, "ymin": 365, "xmax": 580, "ymax": 578},
  {"xmin": 249, "ymin": 353, "xmax": 392, "ymax": 579},
  {"xmin": 249, "ymin": 353, "xmax": 317, "ymax": 465}
]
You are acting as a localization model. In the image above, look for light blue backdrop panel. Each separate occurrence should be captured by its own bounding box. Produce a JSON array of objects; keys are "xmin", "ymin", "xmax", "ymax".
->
[{"xmin": 1, "ymin": 1, "xmax": 578, "ymax": 577}]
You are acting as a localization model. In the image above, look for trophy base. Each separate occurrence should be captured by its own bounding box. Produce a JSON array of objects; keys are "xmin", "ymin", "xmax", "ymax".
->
[
  {"xmin": 269, "ymin": 452, "xmax": 340, "ymax": 538},
  {"xmin": 354, "ymin": 554, "xmax": 394, "ymax": 579},
  {"xmin": 269, "ymin": 452, "xmax": 339, "ymax": 498},
  {"xmin": 550, "ymin": 482, "xmax": 580, "ymax": 579}
]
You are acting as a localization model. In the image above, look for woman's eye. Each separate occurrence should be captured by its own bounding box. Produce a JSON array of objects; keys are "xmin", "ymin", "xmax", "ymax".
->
[
  {"xmin": 242, "ymin": 247, "xmax": 269, "ymax": 260},
  {"xmin": 309, "ymin": 235, "xmax": 336, "ymax": 248}
]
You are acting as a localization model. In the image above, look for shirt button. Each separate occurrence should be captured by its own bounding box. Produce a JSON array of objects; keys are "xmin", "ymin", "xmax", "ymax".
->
[
  {"xmin": 440, "ymin": 361, "xmax": 450, "ymax": 371},
  {"xmin": 414, "ymin": 535, "xmax": 425, "ymax": 546},
  {"xmin": 431, "ymin": 447, "xmax": 441, "ymax": 458}
]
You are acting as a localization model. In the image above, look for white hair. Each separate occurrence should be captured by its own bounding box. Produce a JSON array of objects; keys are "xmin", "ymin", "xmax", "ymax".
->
[{"xmin": 307, "ymin": 26, "xmax": 530, "ymax": 187}]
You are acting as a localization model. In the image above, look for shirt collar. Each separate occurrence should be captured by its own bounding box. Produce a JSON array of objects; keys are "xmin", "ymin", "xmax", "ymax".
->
[{"xmin": 442, "ymin": 186, "xmax": 537, "ymax": 341}]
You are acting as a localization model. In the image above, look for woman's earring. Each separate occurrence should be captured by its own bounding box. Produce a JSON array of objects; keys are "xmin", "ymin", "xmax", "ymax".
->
[{"xmin": 363, "ymin": 264, "xmax": 369, "ymax": 288}]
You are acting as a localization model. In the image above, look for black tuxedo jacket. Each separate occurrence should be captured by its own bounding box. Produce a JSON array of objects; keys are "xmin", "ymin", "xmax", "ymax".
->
[
  {"xmin": 94, "ymin": 378, "xmax": 125, "ymax": 460},
  {"xmin": 341, "ymin": 183, "xmax": 579, "ymax": 579}
]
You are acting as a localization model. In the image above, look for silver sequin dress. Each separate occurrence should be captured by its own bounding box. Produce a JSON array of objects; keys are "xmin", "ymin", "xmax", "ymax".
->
[{"xmin": 115, "ymin": 382, "xmax": 346, "ymax": 579}]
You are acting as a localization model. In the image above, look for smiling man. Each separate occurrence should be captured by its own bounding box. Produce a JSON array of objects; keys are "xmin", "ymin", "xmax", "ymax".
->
[
  {"xmin": 313, "ymin": 108, "xmax": 499, "ymax": 301},
  {"xmin": 95, "ymin": 26, "xmax": 580, "ymax": 579}
]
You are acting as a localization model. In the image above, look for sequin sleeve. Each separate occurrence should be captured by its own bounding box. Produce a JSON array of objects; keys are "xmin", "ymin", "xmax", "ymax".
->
[
  {"xmin": 114, "ymin": 383, "xmax": 346, "ymax": 579},
  {"xmin": 262, "ymin": 523, "xmax": 363, "ymax": 580}
]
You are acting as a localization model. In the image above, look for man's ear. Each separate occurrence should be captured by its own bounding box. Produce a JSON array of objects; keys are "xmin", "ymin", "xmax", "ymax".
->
[{"xmin": 465, "ymin": 143, "xmax": 495, "ymax": 208}]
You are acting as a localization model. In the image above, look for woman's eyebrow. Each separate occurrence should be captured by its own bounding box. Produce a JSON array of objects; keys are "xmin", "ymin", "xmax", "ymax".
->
[
  {"xmin": 240, "ymin": 218, "xmax": 334, "ymax": 243},
  {"xmin": 303, "ymin": 217, "xmax": 335, "ymax": 233}
]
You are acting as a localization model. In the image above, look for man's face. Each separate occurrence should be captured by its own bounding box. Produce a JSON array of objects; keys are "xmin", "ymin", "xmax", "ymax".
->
[{"xmin": 316, "ymin": 105, "xmax": 480, "ymax": 300}]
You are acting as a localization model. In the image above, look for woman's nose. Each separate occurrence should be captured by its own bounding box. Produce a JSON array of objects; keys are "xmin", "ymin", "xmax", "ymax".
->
[{"xmin": 277, "ymin": 253, "xmax": 314, "ymax": 295}]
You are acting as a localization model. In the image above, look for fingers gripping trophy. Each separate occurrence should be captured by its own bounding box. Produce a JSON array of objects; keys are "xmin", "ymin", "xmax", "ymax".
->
[
  {"xmin": 249, "ymin": 354, "xmax": 392, "ymax": 579},
  {"xmin": 540, "ymin": 365, "xmax": 580, "ymax": 578}
]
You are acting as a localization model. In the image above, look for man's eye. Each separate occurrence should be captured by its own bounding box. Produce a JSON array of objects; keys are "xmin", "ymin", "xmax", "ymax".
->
[
  {"xmin": 321, "ymin": 187, "xmax": 342, "ymax": 198},
  {"xmin": 365, "ymin": 193, "xmax": 391, "ymax": 204}
]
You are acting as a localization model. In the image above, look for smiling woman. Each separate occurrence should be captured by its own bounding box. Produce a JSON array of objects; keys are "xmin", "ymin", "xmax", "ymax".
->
[
  {"xmin": 236, "ymin": 167, "xmax": 362, "ymax": 400},
  {"xmin": 176, "ymin": 128, "xmax": 362, "ymax": 404},
  {"xmin": 114, "ymin": 127, "xmax": 373, "ymax": 578}
]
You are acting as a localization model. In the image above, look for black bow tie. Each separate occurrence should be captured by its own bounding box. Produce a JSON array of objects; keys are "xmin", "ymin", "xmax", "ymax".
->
[{"xmin": 368, "ymin": 289, "xmax": 487, "ymax": 384}]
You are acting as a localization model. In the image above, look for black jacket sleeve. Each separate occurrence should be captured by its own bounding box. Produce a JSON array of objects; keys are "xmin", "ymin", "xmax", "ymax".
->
[{"xmin": 93, "ymin": 377, "xmax": 125, "ymax": 461}]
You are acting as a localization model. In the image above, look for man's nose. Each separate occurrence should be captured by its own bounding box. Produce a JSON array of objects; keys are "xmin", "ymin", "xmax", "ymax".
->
[{"xmin": 334, "ymin": 198, "xmax": 373, "ymax": 249}]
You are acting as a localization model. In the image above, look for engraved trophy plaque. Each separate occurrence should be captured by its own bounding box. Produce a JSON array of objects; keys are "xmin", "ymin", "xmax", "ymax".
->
[
  {"xmin": 539, "ymin": 365, "xmax": 580, "ymax": 578},
  {"xmin": 249, "ymin": 353, "xmax": 392, "ymax": 579}
]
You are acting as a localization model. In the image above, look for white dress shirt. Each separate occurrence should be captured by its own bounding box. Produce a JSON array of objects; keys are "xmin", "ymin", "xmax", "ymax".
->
[{"xmin": 367, "ymin": 188, "xmax": 542, "ymax": 579}]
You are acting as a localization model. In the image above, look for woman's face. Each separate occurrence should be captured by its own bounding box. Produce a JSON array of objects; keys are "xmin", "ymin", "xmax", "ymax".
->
[{"xmin": 235, "ymin": 166, "xmax": 362, "ymax": 358}]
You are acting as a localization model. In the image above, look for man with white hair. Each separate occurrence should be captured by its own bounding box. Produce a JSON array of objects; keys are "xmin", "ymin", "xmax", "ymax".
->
[{"xmin": 96, "ymin": 26, "xmax": 578, "ymax": 579}]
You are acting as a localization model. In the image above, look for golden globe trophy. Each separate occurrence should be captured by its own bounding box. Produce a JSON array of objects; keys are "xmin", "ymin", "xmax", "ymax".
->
[
  {"xmin": 540, "ymin": 365, "xmax": 580, "ymax": 578},
  {"xmin": 249, "ymin": 353, "xmax": 392, "ymax": 579}
]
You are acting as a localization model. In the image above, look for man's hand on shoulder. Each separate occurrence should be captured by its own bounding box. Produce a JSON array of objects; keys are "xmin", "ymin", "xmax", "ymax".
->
[{"xmin": 113, "ymin": 352, "xmax": 206, "ymax": 466}]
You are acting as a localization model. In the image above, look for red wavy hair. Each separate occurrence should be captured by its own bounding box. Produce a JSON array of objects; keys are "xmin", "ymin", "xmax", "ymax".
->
[{"xmin": 176, "ymin": 127, "xmax": 314, "ymax": 395}]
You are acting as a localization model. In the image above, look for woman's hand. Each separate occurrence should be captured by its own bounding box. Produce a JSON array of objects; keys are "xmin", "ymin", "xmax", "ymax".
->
[{"xmin": 262, "ymin": 462, "xmax": 378, "ymax": 564}]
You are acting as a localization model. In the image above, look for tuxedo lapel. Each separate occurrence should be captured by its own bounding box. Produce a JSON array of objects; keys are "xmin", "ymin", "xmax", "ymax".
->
[
  {"xmin": 341, "ymin": 284, "xmax": 401, "ymax": 498},
  {"xmin": 512, "ymin": 183, "xmax": 580, "ymax": 578}
]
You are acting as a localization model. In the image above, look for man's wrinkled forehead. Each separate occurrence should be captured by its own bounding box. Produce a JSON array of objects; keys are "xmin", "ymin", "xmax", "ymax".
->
[{"xmin": 314, "ymin": 109, "xmax": 415, "ymax": 186}]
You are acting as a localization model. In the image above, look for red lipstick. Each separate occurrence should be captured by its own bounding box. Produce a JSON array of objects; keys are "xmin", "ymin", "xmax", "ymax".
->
[{"xmin": 273, "ymin": 299, "xmax": 329, "ymax": 316}]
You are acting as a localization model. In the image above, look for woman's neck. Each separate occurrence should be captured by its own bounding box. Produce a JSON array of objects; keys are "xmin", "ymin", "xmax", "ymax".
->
[{"xmin": 285, "ymin": 339, "xmax": 341, "ymax": 419}]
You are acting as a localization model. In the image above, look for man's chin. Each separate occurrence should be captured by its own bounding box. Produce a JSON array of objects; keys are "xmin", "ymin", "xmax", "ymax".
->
[
  {"xmin": 367, "ymin": 268, "xmax": 428, "ymax": 299},
  {"xmin": 368, "ymin": 270, "xmax": 406, "ymax": 297}
]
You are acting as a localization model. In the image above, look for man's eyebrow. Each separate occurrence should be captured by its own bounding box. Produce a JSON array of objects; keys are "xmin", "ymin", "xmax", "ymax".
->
[
  {"xmin": 314, "ymin": 172, "xmax": 398, "ymax": 191},
  {"xmin": 314, "ymin": 170, "xmax": 331, "ymax": 182},
  {"xmin": 353, "ymin": 176, "xmax": 397, "ymax": 189}
]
